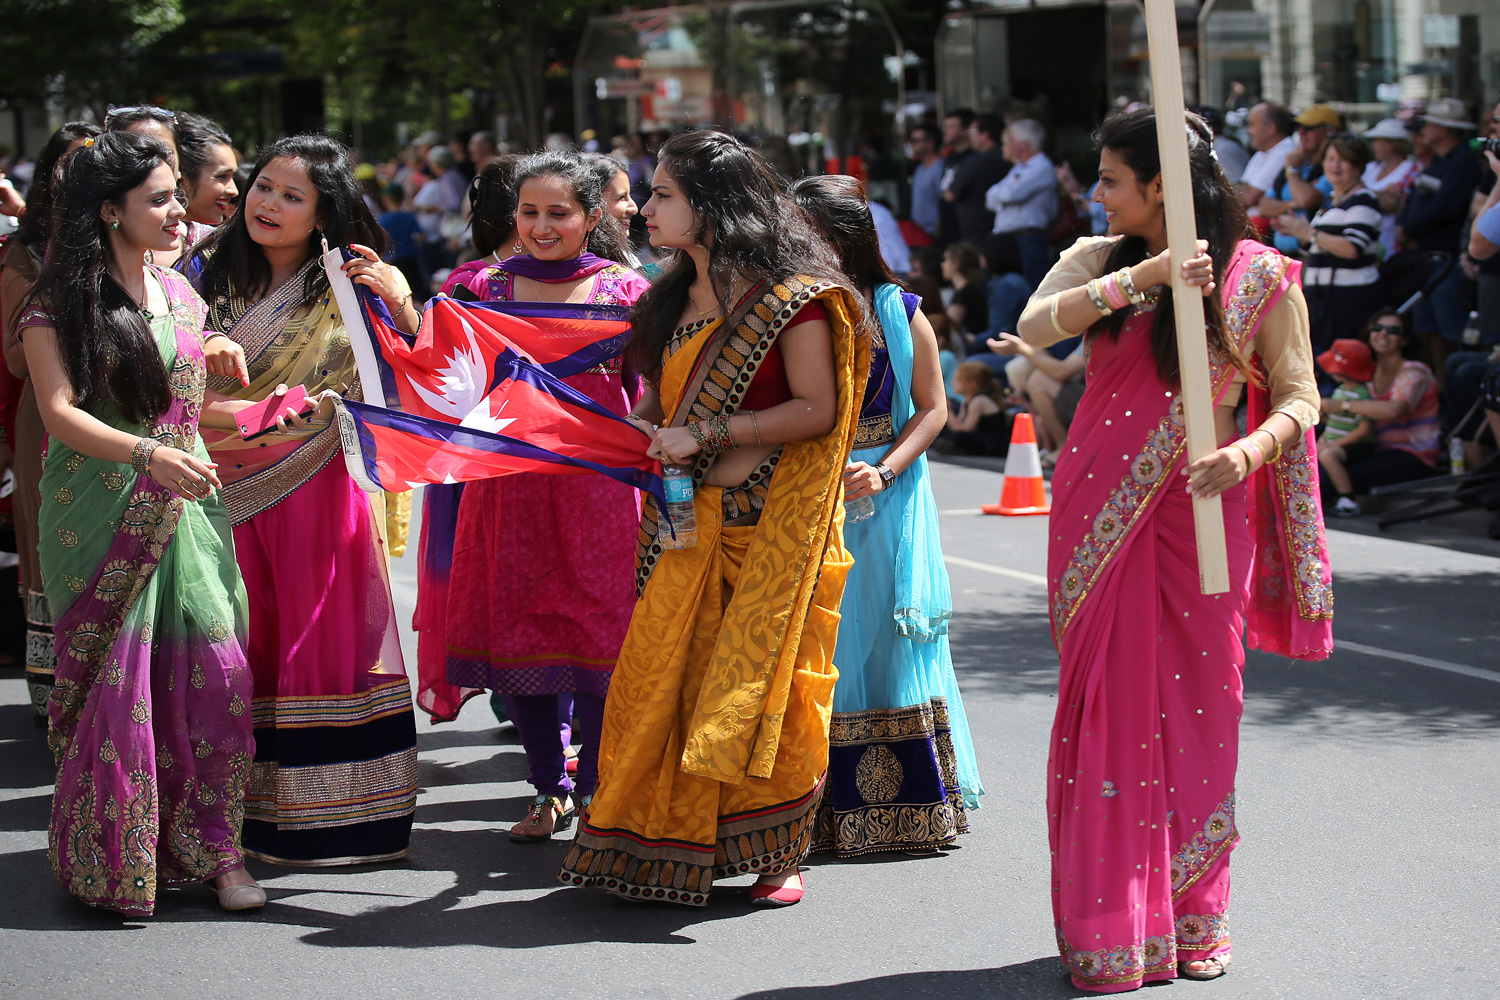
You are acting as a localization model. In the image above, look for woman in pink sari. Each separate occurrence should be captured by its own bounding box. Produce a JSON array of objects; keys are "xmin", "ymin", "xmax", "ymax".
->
[
  {"xmin": 1017, "ymin": 109, "xmax": 1332, "ymax": 991},
  {"xmin": 188, "ymin": 134, "xmax": 420, "ymax": 867}
]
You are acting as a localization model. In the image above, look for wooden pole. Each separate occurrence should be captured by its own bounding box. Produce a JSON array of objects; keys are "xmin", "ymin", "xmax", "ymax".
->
[{"xmin": 1143, "ymin": 0, "xmax": 1230, "ymax": 595}]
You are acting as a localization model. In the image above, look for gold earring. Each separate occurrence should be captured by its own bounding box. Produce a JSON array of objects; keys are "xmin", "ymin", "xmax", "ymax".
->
[{"xmin": 513, "ymin": 240, "xmax": 524, "ymax": 254}]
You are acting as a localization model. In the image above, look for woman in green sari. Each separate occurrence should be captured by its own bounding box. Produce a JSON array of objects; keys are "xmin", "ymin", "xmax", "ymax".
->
[{"xmin": 19, "ymin": 131, "xmax": 265, "ymax": 915}]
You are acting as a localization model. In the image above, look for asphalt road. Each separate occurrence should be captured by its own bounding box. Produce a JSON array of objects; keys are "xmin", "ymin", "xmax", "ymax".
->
[{"xmin": 2, "ymin": 456, "xmax": 1497, "ymax": 1000}]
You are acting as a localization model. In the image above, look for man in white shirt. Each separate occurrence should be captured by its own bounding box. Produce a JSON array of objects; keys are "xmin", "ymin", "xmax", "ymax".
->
[
  {"xmin": 1238, "ymin": 103, "xmax": 1297, "ymax": 213},
  {"xmin": 984, "ymin": 118, "xmax": 1057, "ymax": 286}
]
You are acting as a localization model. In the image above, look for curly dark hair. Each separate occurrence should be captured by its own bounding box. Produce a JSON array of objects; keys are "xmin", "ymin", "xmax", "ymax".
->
[
  {"xmin": 22, "ymin": 131, "xmax": 176, "ymax": 422},
  {"xmin": 1092, "ymin": 107, "xmax": 1255, "ymax": 385},
  {"xmin": 626, "ymin": 129, "xmax": 848, "ymax": 383}
]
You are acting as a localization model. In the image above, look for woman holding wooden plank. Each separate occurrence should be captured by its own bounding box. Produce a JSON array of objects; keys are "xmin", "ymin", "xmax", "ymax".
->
[{"xmin": 1017, "ymin": 108, "xmax": 1333, "ymax": 992}]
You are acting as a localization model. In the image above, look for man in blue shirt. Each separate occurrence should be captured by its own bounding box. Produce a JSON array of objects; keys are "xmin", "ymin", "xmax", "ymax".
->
[
  {"xmin": 1397, "ymin": 98, "xmax": 1482, "ymax": 253},
  {"xmin": 907, "ymin": 124, "xmax": 945, "ymax": 239},
  {"xmin": 984, "ymin": 118, "xmax": 1057, "ymax": 286},
  {"xmin": 1262, "ymin": 103, "xmax": 1338, "ymax": 256}
]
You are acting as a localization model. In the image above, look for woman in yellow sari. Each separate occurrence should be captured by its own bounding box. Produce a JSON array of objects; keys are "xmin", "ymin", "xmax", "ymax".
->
[{"xmin": 558, "ymin": 129, "xmax": 868, "ymax": 907}]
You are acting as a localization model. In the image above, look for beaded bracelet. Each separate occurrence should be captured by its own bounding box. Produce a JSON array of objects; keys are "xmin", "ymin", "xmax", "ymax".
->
[
  {"xmin": 1101, "ymin": 272, "xmax": 1130, "ymax": 312},
  {"xmin": 131, "ymin": 437, "xmax": 160, "ymax": 476},
  {"xmin": 1085, "ymin": 278, "xmax": 1113, "ymax": 316},
  {"xmin": 706, "ymin": 413, "xmax": 735, "ymax": 452},
  {"xmin": 686, "ymin": 420, "xmax": 715, "ymax": 456},
  {"xmin": 1116, "ymin": 267, "xmax": 1146, "ymax": 305}
]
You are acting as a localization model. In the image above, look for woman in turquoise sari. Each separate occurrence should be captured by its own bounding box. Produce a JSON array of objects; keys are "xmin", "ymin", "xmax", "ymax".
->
[
  {"xmin": 791, "ymin": 175, "xmax": 984, "ymax": 856},
  {"xmin": 19, "ymin": 131, "xmax": 265, "ymax": 914}
]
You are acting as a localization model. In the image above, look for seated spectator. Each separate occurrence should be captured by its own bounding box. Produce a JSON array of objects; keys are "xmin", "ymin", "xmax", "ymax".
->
[
  {"xmin": 1360, "ymin": 118, "xmax": 1420, "ymax": 258},
  {"xmin": 1238, "ymin": 102, "xmax": 1298, "ymax": 216},
  {"xmin": 1314, "ymin": 339, "xmax": 1379, "ymax": 516},
  {"xmin": 946, "ymin": 360, "xmax": 1009, "ymax": 456},
  {"xmin": 1262, "ymin": 104, "xmax": 1339, "ymax": 256},
  {"xmin": 986, "ymin": 332, "xmax": 1085, "ymax": 463},
  {"xmin": 942, "ymin": 242, "xmax": 989, "ymax": 341},
  {"xmin": 978, "ymin": 235, "xmax": 1033, "ymax": 348},
  {"xmin": 928, "ymin": 310, "xmax": 963, "ymax": 409},
  {"xmin": 1274, "ymin": 136, "xmax": 1383, "ymax": 350},
  {"xmin": 1318, "ymin": 311, "xmax": 1441, "ymax": 505},
  {"xmin": 377, "ymin": 182, "xmax": 423, "ymax": 295}
]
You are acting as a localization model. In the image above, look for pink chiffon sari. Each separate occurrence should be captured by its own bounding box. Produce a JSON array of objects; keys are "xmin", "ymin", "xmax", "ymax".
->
[{"xmin": 1046, "ymin": 242, "xmax": 1333, "ymax": 992}]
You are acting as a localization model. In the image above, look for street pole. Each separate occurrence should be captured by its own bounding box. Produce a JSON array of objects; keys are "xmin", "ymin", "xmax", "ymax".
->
[{"xmin": 1144, "ymin": 0, "xmax": 1230, "ymax": 595}]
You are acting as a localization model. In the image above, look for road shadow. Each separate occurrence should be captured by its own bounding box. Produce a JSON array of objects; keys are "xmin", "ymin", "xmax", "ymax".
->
[
  {"xmin": 733, "ymin": 961, "xmax": 1101, "ymax": 999},
  {"xmin": 943, "ymin": 571, "xmax": 1500, "ymax": 736}
]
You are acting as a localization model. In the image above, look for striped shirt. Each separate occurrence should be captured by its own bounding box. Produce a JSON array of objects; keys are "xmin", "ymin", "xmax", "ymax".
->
[{"xmin": 1303, "ymin": 187, "xmax": 1382, "ymax": 287}]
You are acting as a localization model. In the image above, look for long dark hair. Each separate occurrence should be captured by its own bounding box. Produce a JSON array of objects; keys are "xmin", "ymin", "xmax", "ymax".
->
[
  {"xmin": 510, "ymin": 151, "xmax": 631, "ymax": 267},
  {"xmin": 13, "ymin": 122, "xmax": 102, "ymax": 254},
  {"xmin": 22, "ymin": 131, "xmax": 175, "ymax": 423},
  {"xmin": 582, "ymin": 152, "xmax": 641, "ymax": 267},
  {"xmin": 1094, "ymin": 108, "xmax": 1253, "ymax": 385},
  {"xmin": 469, "ymin": 155, "xmax": 518, "ymax": 258},
  {"xmin": 627, "ymin": 129, "xmax": 848, "ymax": 382},
  {"xmin": 789, "ymin": 174, "xmax": 904, "ymax": 294},
  {"xmin": 175, "ymin": 112, "xmax": 233, "ymax": 192},
  {"xmin": 193, "ymin": 133, "xmax": 390, "ymax": 310}
]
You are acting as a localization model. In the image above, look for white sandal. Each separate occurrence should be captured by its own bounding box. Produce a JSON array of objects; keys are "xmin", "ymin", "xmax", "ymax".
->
[{"xmin": 1179, "ymin": 954, "xmax": 1232, "ymax": 981}]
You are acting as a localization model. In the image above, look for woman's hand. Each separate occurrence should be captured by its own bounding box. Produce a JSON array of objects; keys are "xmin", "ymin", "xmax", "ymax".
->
[
  {"xmin": 1272, "ymin": 214, "xmax": 1314, "ymax": 243},
  {"xmin": 343, "ymin": 243, "xmax": 409, "ymax": 313},
  {"xmin": 203, "ymin": 335, "xmax": 250, "ymax": 386},
  {"xmin": 148, "ymin": 445, "xmax": 221, "ymax": 501},
  {"xmin": 649, "ymin": 425, "xmax": 701, "ymax": 466},
  {"xmin": 1142, "ymin": 239, "xmax": 1215, "ymax": 298},
  {"xmin": 987, "ymin": 332, "xmax": 1033, "ymax": 358},
  {"xmin": 269, "ymin": 384, "xmax": 333, "ymax": 432},
  {"xmin": 843, "ymin": 461, "xmax": 886, "ymax": 501},
  {"xmin": 1183, "ymin": 445, "xmax": 1250, "ymax": 499}
]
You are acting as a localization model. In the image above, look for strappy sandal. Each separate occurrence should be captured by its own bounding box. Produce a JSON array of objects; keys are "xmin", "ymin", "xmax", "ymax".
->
[
  {"xmin": 1178, "ymin": 954, "xmax": 1232, "ymax": 981},
  {"xmin": 577, "ymin": 793, "xmax": 593, "ymax": 827},
  {"xmin": 509, "ymin": 794, "xmax": 575, "ymax": 843}
]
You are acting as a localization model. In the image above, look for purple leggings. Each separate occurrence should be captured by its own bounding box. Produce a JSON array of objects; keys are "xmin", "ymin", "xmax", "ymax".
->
[{"xmin": 507, "ymin": 692, "xmax": 605, "ymax": 800}]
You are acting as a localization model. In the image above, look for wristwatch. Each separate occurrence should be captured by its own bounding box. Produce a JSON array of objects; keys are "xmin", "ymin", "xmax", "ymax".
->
[
  {"xmin": 1341, "ymin": 398, "xmax": 1352, "ymax": 414},
  {"xmin": 875, "ymin": 462, "xmax": 896, "ymax": 487}
]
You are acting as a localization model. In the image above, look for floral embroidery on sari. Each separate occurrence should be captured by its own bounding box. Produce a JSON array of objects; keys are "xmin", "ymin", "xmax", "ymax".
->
[
  {"xmin": 1059, "ymin": 930, "xmax": 1176, "ymax": 988},
  {"xmin": 1175, "ymin": 912, "xmax": 1231, "ymax": 951},
  {"xmin": 1170, "ymin": 792, "xmax": 1238, "ymax": 897}
]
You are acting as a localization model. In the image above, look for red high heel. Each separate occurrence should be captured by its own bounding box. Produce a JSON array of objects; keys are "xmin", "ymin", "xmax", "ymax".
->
[{"xmin": 749, "ymin": 868, "xmax": 804, "ymax": 907}]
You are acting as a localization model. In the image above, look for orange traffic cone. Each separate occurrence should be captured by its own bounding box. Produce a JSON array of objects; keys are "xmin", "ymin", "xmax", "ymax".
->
[{"xmin": 981, "ymin": 412, "xmax": 1051, "ymax": 516}]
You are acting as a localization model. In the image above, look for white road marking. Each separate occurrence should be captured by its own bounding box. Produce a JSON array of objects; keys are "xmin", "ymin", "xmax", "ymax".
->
[
  {"xmin": 943, "ymin": 554, "xmax": 1050, "ymax": 587},
  {"xmin": 1335, "ymin": 640, "xmax": 1500, "ymax": 685},
  {"xmin": 942, "ymin": 554, "xmax": 1498, "ymax": 684}
]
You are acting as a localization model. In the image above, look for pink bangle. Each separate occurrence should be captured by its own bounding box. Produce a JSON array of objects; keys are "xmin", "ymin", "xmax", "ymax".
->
[
  {"xmin": 1235, "ymin": 436, "xmax": 1264, "ymax": 471},
  {"xmin": 1101, "ymin": 273, "xmax": 1129, "ymax": 311}
]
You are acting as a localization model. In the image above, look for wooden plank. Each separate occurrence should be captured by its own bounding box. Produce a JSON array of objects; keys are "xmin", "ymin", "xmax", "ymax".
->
[{"xmin": 1143, "ymin": 0, "xmax": 1230, "ymax": 594}]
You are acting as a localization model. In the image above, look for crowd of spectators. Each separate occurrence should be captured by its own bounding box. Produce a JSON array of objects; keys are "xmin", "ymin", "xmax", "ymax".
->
[{"xmin": 876, "ymin": 94, "xmax": 1500, "ymax": 533}]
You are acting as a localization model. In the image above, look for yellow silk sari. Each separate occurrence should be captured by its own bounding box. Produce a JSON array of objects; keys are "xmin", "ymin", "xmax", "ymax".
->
[{"xmin": 559, "ymin": 277, "xmax": 869, "ymax": 905}]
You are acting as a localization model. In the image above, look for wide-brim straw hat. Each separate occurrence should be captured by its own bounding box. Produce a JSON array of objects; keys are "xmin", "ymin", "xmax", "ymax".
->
[
  {"xmin": 1420, "ymin": 98, "xmax": 1476, "ymax": 130},
  {"xmin": 1362, "ymin": 118, "xmax": 1413, "ymax": 141}
]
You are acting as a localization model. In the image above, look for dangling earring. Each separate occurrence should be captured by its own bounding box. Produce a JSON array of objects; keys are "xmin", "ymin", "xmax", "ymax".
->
[
  {"xmin": 512, "ymin": 239, "xmax": 524, "ymax": 255},
  {"xmin": 110, "ymin": 220, "xmax": 120, "ymax": 231},
  {"xmin": 144, "ymin": 250, "xmax": 154, "ymax": 265}
]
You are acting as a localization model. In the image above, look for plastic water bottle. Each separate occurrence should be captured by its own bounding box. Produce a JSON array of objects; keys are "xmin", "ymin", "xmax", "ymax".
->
[
  {"xmin": 844, "ymin": 464, "xmax": 875, "ymax": 524},
  {"xmin": 660, "ymin": 464, "xmax": 697, "ymax": 549},
  {"xmin": 1461, "ymin": 311, "xmax": 1481, "ymax": 347},
  {"xmin": 1450, "ymin": 437, "xmax": 1466, "ymax": 476}
]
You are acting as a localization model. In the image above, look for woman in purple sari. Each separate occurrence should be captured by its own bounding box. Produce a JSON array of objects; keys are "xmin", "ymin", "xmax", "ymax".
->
[
  {"xmin": 1017, "ymin": 110, "xmax": 1332, "ymax": 991},
  {"xmin": 19, "ymin": 131, "xmax": 264, "ymax": 914}
]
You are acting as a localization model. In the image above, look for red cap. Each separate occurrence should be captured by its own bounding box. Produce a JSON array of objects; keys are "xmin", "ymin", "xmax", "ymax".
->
[{"xmin": 1316, "ymin": 338, "xmax": 1375, "ymax": 383}]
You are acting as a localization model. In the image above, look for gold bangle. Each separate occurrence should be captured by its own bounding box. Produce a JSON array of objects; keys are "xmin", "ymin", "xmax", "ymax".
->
[
  {"xmin": 1231, "ymin": 440, "xmax": 1260, "ymax": 473},
  {"xmin": 1049, "ymin": 295, "xmax": 1071, "ymax": 339},
  {"xmin": 1255, "ymin": 427, "xmax": 1282, "ymax": 464},
  {"xmin": 750, "ymin": 410, "xmax": 762, "ymax": 446},
  {"xmin": 1116, "ymin": 267, "xmax": 1144, "ymax": 305}
]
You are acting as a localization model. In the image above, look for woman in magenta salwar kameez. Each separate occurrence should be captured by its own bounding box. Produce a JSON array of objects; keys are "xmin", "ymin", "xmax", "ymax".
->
[{"xmin": 1018, "ymin": 109, "xmax": 1333, "ymax": 992}]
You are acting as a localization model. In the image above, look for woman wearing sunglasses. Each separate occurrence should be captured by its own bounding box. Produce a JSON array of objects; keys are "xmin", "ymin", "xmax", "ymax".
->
[{"xmin": 1316, "ymin": 310, "xmax": 1440, "ymax": 514}]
